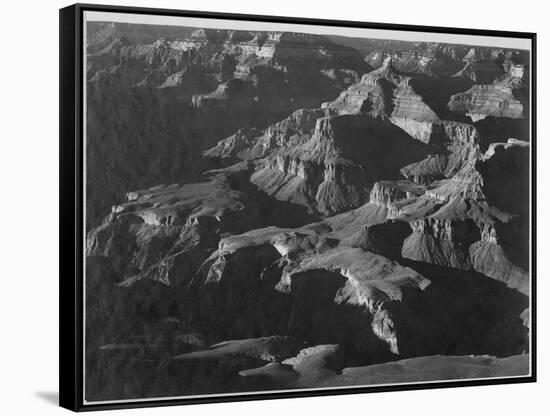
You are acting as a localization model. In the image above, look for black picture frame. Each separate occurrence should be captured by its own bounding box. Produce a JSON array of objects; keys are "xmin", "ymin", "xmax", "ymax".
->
[{"xmin": 60, "ymin": 3, "xmax": 537, "ymax": 411}]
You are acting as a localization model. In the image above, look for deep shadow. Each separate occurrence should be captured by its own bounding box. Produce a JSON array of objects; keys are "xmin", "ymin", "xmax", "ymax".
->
[
  {"xmin": 474, "ymin": 116, "xmax": 530, "ymax": 152},
  {"xmin": 287, "ymin": 269, "xmax": 392, "ymax": 364},
  {"xmin": 410, "ymin": 75, "xmax": 474, "ymax": 121},
  {"xmin": 217, "ymin": 162, "xmax": 322, "ymax": 228},
  {"xmin": 84, "ymin": 236, "xmax": 529, "ymax": 401},
  {"xmin": 395, "ymin": 259, "xmax": 529, "ymax": 358}
]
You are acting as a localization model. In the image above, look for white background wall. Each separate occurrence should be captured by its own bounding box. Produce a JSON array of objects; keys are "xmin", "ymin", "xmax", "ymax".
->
[{"xmin": 0, "ymin": 0, "xmax": 547, "ymax": 413}]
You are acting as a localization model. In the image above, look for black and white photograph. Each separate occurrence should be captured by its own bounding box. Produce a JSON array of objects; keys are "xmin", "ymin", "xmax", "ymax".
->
[
  {"xmin": 75, "ymin": 7, "xmax": 535, "ymax": 406},
  {"xmin": 41, "ymin": 1, "xmax": 545, "ymax": 411},
  {"xmin": 3, "ymin": 0, "xmax": 550, "ymax": 414}
]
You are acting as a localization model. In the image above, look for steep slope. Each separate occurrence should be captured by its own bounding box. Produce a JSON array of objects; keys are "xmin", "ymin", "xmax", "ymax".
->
[
  {"xmin": 85, "ymin": 27, "xmax": 371, "ymax": 228},
  {"xmin": 369, "ymin": 138, "xmax": 530, "ymax": 292},
  {"xmin": 206, "ymin": 58, "xmax": 467, "ymax": 216},
  {"xmin": 325, "ymin": 57, "xmax": 442, "ymax": 143},
  {"xmin": 204, "ymin": 58, "xmax": 504, "ymax": 217},
  {"xmin": 248, "ymin": 114, "xmax": 431, "ymax": 216}
]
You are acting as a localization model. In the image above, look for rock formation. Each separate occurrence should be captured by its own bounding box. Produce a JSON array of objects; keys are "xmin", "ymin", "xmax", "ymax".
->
[
  {"xmin": 83, "ymin": 23, "xmax": 531, "ymax": 402},
  {"xmin": 448, "ymin": 61, "xmax": 529, "ymax": 122},
  {"xmin": 85, "ymin": 25, "xmax": 370, "ymax": 228}
]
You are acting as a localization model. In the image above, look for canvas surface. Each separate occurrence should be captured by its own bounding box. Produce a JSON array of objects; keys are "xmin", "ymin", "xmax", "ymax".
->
[{"xmin": 81, "ymin": 10, "xmax": 533, "ymax": 404}]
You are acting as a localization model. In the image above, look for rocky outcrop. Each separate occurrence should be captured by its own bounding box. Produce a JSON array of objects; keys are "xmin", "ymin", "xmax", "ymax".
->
[
  {"xmin": 400, "ymin": 154, "xmax": 448, "ymax": 185},
  {"xmin": 86, "ymin": 177, "xmax": 244, "ymax": 287},
  {"xmin": 184, "ymin": 197, "xmax": 528, "ymax": 358},
  {"xmin": 326, "ymin": 57, "xmax": 441, "ymax": 143},
  {"xmin": 368, "ymin": 181, "xmax": 425, "ymax": 218},
  {"xmin": 364, "ymin": 45, "xmax": 467, "ymax": 77},
  {"xmin": 401, "ymin": 218, "xmax": 477, "ymax": 269},
  {"xmin": 205, "ymin": 57, "xmax": 474, "ymax": 172},
  {"xmin": 364, "ymin": 43, "xmax": 526, "ymax": 78},
  {"xmin": 87, "ymin": 28, "xmax": 370, "ymax": 91},
  {"xmin": 362, "ymin": 139, "xmax": 529, "ymax": 287},
  {"xmin": 448, "ymin": 60, "xmax": 529, "ymax": 122},
  {"xmin": 448, "ymin": 84, "xmax": 524, "ymax": 122},
  {"xmin": 470, "ymin": 240, "xmax": 529, "ymax": 293},
  {"xmin": 86, "ymin": 164, "xmax": 318, "ymax": 288},
  {"xmin": 195, "ymin": 225, "xmax": 430, "ymax": 357},
  {"xmin": 204, "ymin": 108, "xmax": 328, "ymax": 161},
  {"xmin": 249, "ymin": 114, "xmax": 430, "ymax": 215},
  {"xmin": 203, "ymin": 60, "xmax": 496, "ymax": 223},
  {"xmin": 398, "ymin": 121, "xmax": 484, "ymax": 186}
]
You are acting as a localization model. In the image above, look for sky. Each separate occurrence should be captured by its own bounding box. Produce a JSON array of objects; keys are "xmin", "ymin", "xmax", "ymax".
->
[{"xmin": 85, "ymin": 11, "xmax": 531, "ymax": 50}]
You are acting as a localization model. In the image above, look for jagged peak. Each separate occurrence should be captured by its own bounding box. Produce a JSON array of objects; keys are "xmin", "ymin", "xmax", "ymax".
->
[{"xmin": 361, "ymin": 56, "xmax": 407, "ymax": 85}]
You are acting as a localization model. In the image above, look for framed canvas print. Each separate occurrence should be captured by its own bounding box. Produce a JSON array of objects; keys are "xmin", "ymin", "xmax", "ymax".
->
[{"xmin": 59, "ymin": 3, "xmax": 536, "ymax": 411}]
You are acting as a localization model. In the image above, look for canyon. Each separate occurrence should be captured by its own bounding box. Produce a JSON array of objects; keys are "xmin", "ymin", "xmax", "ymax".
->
[{"xmin": 84, "ymin": 22, "xmax": 531, "ymax": 401}]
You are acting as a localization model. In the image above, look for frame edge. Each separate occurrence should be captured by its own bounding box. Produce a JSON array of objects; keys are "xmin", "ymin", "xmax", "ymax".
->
[{"xmin": 60, "ymin": 3, "xmax": 84, "ymax": 412}]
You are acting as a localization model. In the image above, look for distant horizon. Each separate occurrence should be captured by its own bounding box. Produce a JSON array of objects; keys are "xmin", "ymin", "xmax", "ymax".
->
[{"xmin": 86, "ymin": 11, "xmax": 531, "ymax": 51}]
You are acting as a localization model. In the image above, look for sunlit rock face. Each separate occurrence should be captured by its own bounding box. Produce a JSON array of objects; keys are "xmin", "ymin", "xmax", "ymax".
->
[
  {"xmin": 325, "ymin": 57, "xmax": 442, "ymax": 143},
  {"xmin": 364, "ymin": 44, "xmax": 468, "ymax": 77},
  {"xmin": 448, "ymin": 84, "xmax": 524, "ymax": 121},
  {"xmin": 83, "ymin": 23, "xmax": 531, "ymax": 401},
  {"xmin": 448, "ymin": 57, "xmax": 529, "ymax": 122}
]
